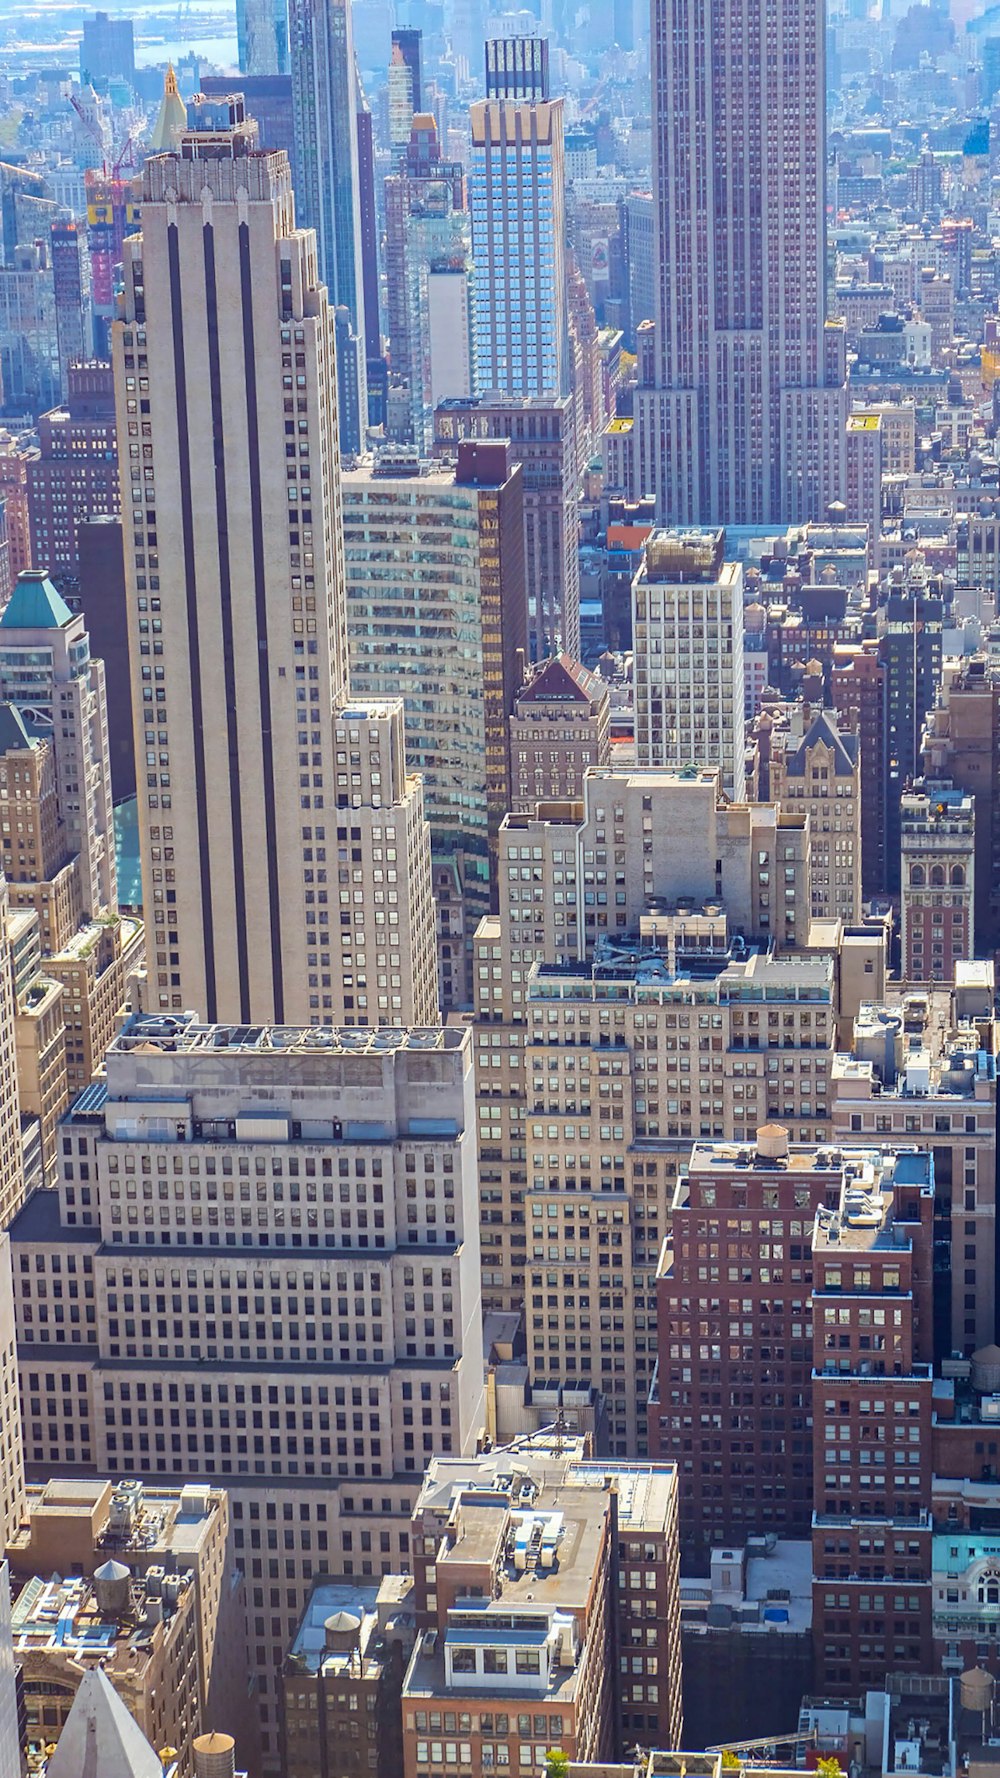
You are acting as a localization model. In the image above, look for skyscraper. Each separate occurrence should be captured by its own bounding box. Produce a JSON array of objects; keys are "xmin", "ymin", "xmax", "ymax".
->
[
  {"xmin": 112, "ymin": 97, "xmax": 437, "ymax": 1025},
  {"xmin": 469, "ymin": 41, "xmax": 567, "ymax": 401},
  {"xmin": 236, "ymin": 0, "xmax": 289, "ymax": 73},
  {"xmin": 13, "ymin": 1014, "xmax": 485, "ymax": 1770},
  {"xmin": 48, "ymin": 220, "xmax": 90, "ymax": 398},
  {"xmin": 633, "ymin": 527, "xmax": 746, "ymax": 800},
  {"xmin": 27, "ymin": 363, "xmax": 119, "ymax": 594},
  {"xmin": 384, "ymin": 116, "xmax": 472, "ymax": 450},
  {"xmin": 0, "ymin": 570, "xmax": 116, "ymax": 928},
  {"xmin": 0, "ymin": 886, "xmax": 24, "ymax": 1229},
  {"xmin": 634, "ymin": 0, "xmax": 847, "ymax": 523},
  {"xmin": 343, "ymin": 441, "xmax": 527, "ymax": 1004},
  {"xmin": 290, "ymin": 0, "xmax": 368, "ymax": 451}
]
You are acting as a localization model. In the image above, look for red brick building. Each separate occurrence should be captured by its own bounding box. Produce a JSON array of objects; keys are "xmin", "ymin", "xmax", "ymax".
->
[
  {"xmin": 650, "ymin": 1125, "xmax": 939, "ymax": 1696},
  {"xmin": 810, "ymin": 1147, "xmax": 936, "ymax": 1692},
  {"xmin": 649, "ymin": 1124, "xmax": 836, "ymax": 1553},
  {"xmin": 900, "ymin": 785, "xmax": 975, "ymax": 984},
  {"xmin": 831, "ymin": 641, "xmax": 889, "ymax": 899},
  {"xmin": 26, "ymin": 362, "xmax": 119, "ymax": 592}
]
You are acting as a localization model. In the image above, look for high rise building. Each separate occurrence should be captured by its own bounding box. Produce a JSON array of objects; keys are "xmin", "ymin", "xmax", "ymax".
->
[
  {"xmin": 290, "ymin": 0, "xmax": 368, "ymax": 451},
  {"xmin": 922, "ymin": 656, "xmax": 1000, "ymax": 954},
  {"xmin": 634, "ymin": 0, "xmax": 847, "ymax": 523},
  {"xmin": 844, "ymin": 410, "xmax": 883, "ymax": 538},
  {"xmin": 831, "ymin": 641, "xmax": 888, "ymax": 900},
  {"xmin": 434, "ymin": 394, "xmax": 580, "ymax": 659},
  {"xmin": 649, "ymin": 1128, "xmax": 935, "ymax": 1611},
  {"xmin": 11, "ymin": 1013, "xmax": 485, "ymax": 1771},
  {"xmin": 623, "ymin": 193, "xmax": 655, "ymax": 347},
  {"xmin": 80, "ymin": 10, "xmax": 135, "ymax": 85},
  {"xmin": 0, "ymin": 1227, "xmax": 26, "ymax": 1778},
  {"xmin": 26, "ymin": 363, "xmax": 118, "ymax": 594},
  {"xmin": 403, "ymin": 1441, "xmax": 683, "ymax": 1769},
  {"xmin": 0, "ymin": 242, "xmax": 59, "ymax": 415},
  {"xmin": 0, "ymin": 431, "xmax": 37, "ymax": 581},
  {"xmin": 473, "ymin": 764, "xmax": 830, "ymax": 1455},
  {"xmin": 509, "ymin": 654, "xmax": 611, "ymax": 812},
  {"xmin": 632, "ymin": 528, "xmax": 746, "ymax": 799},
  {"xmin": 355, "ymin": 99, "xmax": 382, "ymax": 375},
  {"xmin": 281, "ymin": 1579, "xmax": 410, "ymax": 1778},
  {"xmin": 0, "ymin": 570, "xmax": 139, "ymax": 1171},
  {"xmin": 384, "ymin": 117, "xmax": 471, "ymax": 451},
  {"xmin": 392, "ymin": 28, "xmax": 422, "ymax": 111},
  {"xmin": 343, "ymin": 443, "xmax": 527, "ymax": 1006},
  {"xmin": 48, "ymin": 220, "xmax": 91, "ymax": 399},
  {"xmin": 8, "ymin": 1476, "xmax": 251, "ymax": 1774},
  {"xmin": 900, "ymin": 784, "xmax": 975, "ymax": 985},
  {"xmin": 831, "ymin": 966, "xmax": 998, "ymax": 1359},
  {"xmin": 469, "ymin": 44, "xmax": 567, "ymax": 403},
  {"xmin": 236, "ymin": 0, "xmax": 289, "ymax": 73},
  {"xmin": 876, "ymin": 563, "xmax": 945, "ymax": 894},
  {"xmin": 389, "ymin": 32, "xmax": 421, "ymax": 153},
  {"xmin": 751, "ymin": 702, "xmax": 862, "ymax": 925},
  {"xmin": 77, "ymin": 515, "xmax": 133, "ymax": 802},
  {"xmin": 810, "ymin": 1147, "xmax": 936, "ymax": 1693},
  {"xmin": 0, "ymin": 884, "xmax": 25, "ymax": 1228},
  {"xmin": 112, "ymin": 100, "xmax": 437, "ymax": 1026},
  {"xmin": 85, "ymin": 171, "xmax": 140, "ymax": 358},
  {"xmin": 202, "ymin": 75, "xmax": 296, "ymax": 158},
  {"xmin": 0, "ymin": 569, "xmax": 116, "ymax": 928}
]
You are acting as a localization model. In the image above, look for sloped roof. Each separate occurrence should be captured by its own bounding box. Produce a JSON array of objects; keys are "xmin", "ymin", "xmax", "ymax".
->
[
  {"xmin": 0, "ymin": 569, "xmax": 72, "ymax": 631},
  {"xmin": 784, "ymin": 708, "xmax": 859, "ymax": 778},
  {"xmin": 45, "ymin": 1668, "xmax": 163, "ymax": 1778},
  {"xmin": 150, "ymin": 63, "xmax": 188, "ymax": 153},
  {"xmin": 0, "ymin": 703, "xmax": 33, "ymax": 753},
  {"xmin": 520, "ymin": 653, "xmax": 604, "ymax": 706}
]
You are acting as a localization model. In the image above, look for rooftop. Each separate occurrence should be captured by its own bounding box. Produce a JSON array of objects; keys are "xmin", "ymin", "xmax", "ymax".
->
[
  {"xmin": 10, "ymin": 1568, "xmax": 191, "ymax": 1673},
  {"xmin": 0, "ymin": 569, "xmax": 73, "ymax": 632},
  {"xmin": 109, "ymin": 1010, "xmax": 467, "ymax": 1059},
  {"xmin": 286, "ymin": 1580, "xmax": 389, "ymax": 1677}
]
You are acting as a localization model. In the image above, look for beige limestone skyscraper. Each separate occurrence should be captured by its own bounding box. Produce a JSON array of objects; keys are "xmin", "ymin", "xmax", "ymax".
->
[
  {"xmin": 113, "ymin": 96, "xmax": 437, "ymax": 1026},
  {"xmin": 634, "ymin": 0, "xmax": 847, "ymax": 523}
]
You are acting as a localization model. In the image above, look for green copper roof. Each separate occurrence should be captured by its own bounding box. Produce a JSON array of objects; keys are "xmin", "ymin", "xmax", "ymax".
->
[{"xmin": 0, "ymin": 569, "xmax": 73, "ymax": 631}]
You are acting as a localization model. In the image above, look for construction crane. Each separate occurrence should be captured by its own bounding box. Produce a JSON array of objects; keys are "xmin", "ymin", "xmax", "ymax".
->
[
  {"xmin": 68, "ymin": 93, "xmax": 137, "ymax": 181},
  {"xmin": 705, "ymin": 1731, "xmax": 819, "ymax": 1758},
  {"xmin": 111, "ymin": 131, "xmax": 138, "ymax": 179},
  {"xmin": 68, "ymin": 90, "xmax": 112, "ymax": 174}
]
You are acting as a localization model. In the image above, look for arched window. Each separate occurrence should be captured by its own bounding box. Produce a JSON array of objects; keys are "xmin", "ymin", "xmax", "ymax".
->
[
  {"xmin": 910, "ymin": 865, "xmax": 925, "ymax": 886},
  {"xmin": 978, "ymin": 1567, "xmax": 1000, "ymax": 1606},
  {"xmin": 930, "ymin": 864, "xmax": 945, "ymax": 887},
  {"xmin": 951, "ymin": 865, "xmax": 965, "ymax": 886}
]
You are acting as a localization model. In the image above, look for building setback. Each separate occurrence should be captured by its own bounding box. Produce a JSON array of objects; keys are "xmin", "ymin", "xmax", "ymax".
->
[
  {"xmin": 434, "ymin": 394, "xmax": 580, "ymax": 660},
  {"xmin": 112, "ymin": 99, "xmax": 437, "ymax": 1028},
  {"xmin": 634, "ymin": 0, "xmax": 846, "ymax": 522},
  {"xmin": 11, "ymin": 1014, "xmax": 485, "ymax": 1772},
  {"xmin": 632, "ymin": 528, "xmax": 746, "ymax": 800},
  {"xmin": 469, "ymin": 62, "xmax": 568, "ymax": 405},
  {"xmin": 343, "ymin": 445, "xmax": 526, "ymax": 1007}
]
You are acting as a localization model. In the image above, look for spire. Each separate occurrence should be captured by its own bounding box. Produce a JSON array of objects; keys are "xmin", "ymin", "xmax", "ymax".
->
[
  {"xmin": 150, "ymin": 63, "xmax": 188, "ymax": 153},
  {"xmin": 45, "ymin": 1669, "xmax": 163, "ymax": 1778}
]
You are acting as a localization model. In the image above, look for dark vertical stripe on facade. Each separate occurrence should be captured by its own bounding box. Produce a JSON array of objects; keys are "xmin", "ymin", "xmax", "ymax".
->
[
  {"xmin": 167, "ymin": 222, "xmax": 217, "ymax": 1020},
  {"xmin": 239, "ymin": 219, "xmax": 285, "ymax": 1019},
  {"xmin": 203, "ymin": 222, "xmax": 251, "ymax": 1022}
]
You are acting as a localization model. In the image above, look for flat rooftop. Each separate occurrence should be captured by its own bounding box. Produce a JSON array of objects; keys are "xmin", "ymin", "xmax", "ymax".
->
[
  {"xmin": 110, "ymin": 1011, "xmax": 466, "ymax": 1058},
  {"xmin": 10, "ymin": 1569, "xmax": 189, "ymax": 1673},
  {"xmin": 287, "ymin": 1580, "xmax": 382, "ymax": 1675}
]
